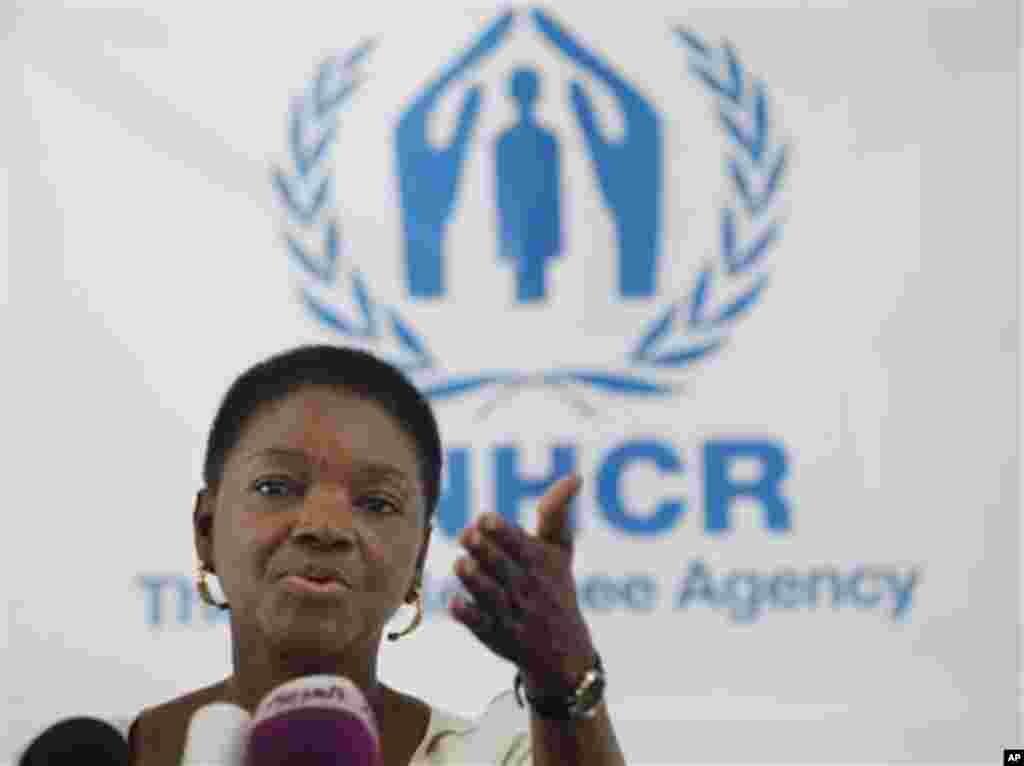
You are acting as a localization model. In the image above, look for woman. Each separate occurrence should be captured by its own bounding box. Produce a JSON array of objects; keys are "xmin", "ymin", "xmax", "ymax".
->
[{"xmin": 126, "ymin": 345, "xmax": 627, "ymax": 765}]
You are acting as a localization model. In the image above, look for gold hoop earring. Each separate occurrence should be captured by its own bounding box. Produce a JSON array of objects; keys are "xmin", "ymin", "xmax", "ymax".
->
[
  {"xmin": 197, "ymin": 563, "xmax": 230, "ymax": 611},
  {"xmin": 386, "ymin": 583, "xmax": 423, "ymax": 641}
]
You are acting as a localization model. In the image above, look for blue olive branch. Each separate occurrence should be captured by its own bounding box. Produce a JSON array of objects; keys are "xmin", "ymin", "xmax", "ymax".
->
[
  {"xmin": 274, "ymin": 46, "xmax": 433, "ymax": 371},
  {"xmin": 629, "ymin": 29, "xmax": 786, "ymax": 370}
]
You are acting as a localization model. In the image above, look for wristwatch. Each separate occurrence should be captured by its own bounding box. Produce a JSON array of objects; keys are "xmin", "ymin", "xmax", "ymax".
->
[{"xmin": 514, "ymin": 652, "xmax": 606, "ymax": 720}]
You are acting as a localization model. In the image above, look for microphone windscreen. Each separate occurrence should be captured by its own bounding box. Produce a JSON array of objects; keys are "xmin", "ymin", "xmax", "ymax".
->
[
  {"xmin": 18, "ymin": 717, "xmax": 129, "ymax": 766},
  {"xmin": 181, "ymin": 702, "xmax": 252, "ymax": 764},
  {"xmin": 245, "ymin": 676, "xmax": 382, "ymax": 766}
]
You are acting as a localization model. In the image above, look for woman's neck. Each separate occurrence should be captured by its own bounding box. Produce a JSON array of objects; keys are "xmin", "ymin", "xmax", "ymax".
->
[
  {"xmin": 222, "ymin": 655, "xmax": 385, "ymax": 716},
  {"xmin": 224, "ymin": 623, "xmax": 388, "ymax": 715}
]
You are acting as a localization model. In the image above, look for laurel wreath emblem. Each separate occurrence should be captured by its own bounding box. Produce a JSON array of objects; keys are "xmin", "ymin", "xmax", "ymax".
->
[{"xmin": 272, "ymin": 27, "xmax": 787, "ymax": 407}]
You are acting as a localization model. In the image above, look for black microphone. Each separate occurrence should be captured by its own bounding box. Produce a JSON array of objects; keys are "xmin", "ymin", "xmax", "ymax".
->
[{"xmin": 18, "ymin": 717, "xmax": 130, "ymax": 766}]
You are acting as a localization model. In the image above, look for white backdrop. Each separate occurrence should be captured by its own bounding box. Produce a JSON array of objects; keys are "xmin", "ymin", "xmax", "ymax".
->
[{"xmin": 4, "ymin": 2, "xmax": 1018, "ymax": 764}]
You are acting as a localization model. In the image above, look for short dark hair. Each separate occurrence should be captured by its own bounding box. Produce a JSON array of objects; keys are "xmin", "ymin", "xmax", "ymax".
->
[{"xmin": 202, "ymin": 345, "xmax": 443, "ymax": 521}]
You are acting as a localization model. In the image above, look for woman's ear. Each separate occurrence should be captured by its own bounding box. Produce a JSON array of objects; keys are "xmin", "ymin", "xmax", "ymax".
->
[{"xmin": 193, "ymin": 488, "xmax": 215, "ymax": 571}]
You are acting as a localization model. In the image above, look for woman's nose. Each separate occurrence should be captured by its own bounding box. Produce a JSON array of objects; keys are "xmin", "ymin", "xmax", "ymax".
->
[{"xmin": 292, "ymin": 485, "xmax": 357, "ymax": 547}]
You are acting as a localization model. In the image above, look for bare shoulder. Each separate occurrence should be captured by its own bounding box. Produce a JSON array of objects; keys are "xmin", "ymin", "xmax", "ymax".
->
[{"xmin": 129, "ymin": 681, "xmax": 228, "ymax": 766}]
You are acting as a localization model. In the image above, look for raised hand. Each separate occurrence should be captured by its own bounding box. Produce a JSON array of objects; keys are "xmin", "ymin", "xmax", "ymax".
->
[
  {"xmin": 395, "ymin": 11, "xmax": 516, "ymax": 299},
  {"xmin": 532, "ymin": 8, "xmax": 662, "ymax": 299},
  {"xmin": 450, "ymin": 475, "xmax": 599, "ymax": 696}
]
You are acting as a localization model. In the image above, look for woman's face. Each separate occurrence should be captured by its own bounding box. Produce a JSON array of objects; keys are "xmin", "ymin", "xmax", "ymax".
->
[{"xmin": 196, "ymin": 385, "xmax": 430, "ymax": 656}]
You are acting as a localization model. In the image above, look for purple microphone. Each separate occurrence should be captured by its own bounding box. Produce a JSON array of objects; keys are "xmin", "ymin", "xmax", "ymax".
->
[{"xmin": 244, "ymin": 676, "xmax": 382, "ymax": 766}]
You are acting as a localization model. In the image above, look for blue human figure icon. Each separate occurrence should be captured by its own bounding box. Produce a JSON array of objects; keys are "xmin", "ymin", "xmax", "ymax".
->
[
  {"xmin": 532, "ymin": 8, "xmax": 662, "ymax": 299},
  {"xmin": 495, "ymin": 68, "xmax": 562, "ymax": 303},
  {"xmin": 395, "ymin": 11, "xmax": 515, "ymax": 299}
]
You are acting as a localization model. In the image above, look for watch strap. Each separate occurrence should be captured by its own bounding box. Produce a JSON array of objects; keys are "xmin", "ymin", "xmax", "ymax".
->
[{"xmin": 513, "ymin": 652, "xmax": 604, "ymax": 720}]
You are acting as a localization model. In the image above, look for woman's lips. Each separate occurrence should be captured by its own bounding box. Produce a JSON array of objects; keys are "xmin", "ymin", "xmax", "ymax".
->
[{"xmin": 281, "ymin": 574, "xmax": 347, "ymax": 596}]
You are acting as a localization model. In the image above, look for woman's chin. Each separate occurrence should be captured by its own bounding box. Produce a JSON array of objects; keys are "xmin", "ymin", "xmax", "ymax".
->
[
  {"xmin": 261, "ymin": 606, "xmax": 357, "ymax": 654},
  {"xmin": 270, "ymin": 626, "xmax": 352, "ymax": 660}
]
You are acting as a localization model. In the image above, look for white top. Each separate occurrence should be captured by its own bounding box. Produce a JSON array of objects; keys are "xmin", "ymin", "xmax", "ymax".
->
[{"xmin": 109, "ymin": 688, "xmax": 532, "ymax": 765}]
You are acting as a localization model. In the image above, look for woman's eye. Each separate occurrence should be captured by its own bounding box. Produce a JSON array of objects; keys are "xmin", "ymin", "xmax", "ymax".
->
[
  {"xmin": 359, "ymin": 496, "xmax": 400, "ymax": 514},
  {"xmin": 253, "ymin": 478, "xmax": 298, "ymax": 497}
]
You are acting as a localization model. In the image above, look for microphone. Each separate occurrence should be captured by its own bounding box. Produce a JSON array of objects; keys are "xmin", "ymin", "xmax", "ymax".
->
[
  {"xmin": 181, "ymin": 702, "xmax": 252, "ymax": 765},
  {"xmin": 244, "ymin": 676, "xmax": 382, "ymax": 766},
  {"xmin": 18, "ymin": 717, "xmax": 130, "ymax": 766}
]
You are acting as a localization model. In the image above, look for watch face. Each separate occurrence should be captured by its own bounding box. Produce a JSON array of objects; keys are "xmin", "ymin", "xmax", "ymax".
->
[{"xmin": 578, "ymin": 672, "xmax": 606, "ymax": 709}]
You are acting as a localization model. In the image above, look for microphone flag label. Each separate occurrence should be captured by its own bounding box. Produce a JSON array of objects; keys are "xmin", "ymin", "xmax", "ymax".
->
[{"xmin": 253, "ymin": 675, "xmax": 380, "ymax": 738}]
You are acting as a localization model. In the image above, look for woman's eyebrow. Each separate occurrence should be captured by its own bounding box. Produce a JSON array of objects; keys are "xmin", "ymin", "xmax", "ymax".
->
[
  {"xmin": 246, "ymin": 448, "xmax": 412, "ymax": 487},
  {"xmin": 246, "ymin": 447, "xmax": 311, "ymax": 465},
  {"xmin": 352, "ymin": 463, "xmax": 413, "ymax": 491}
]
